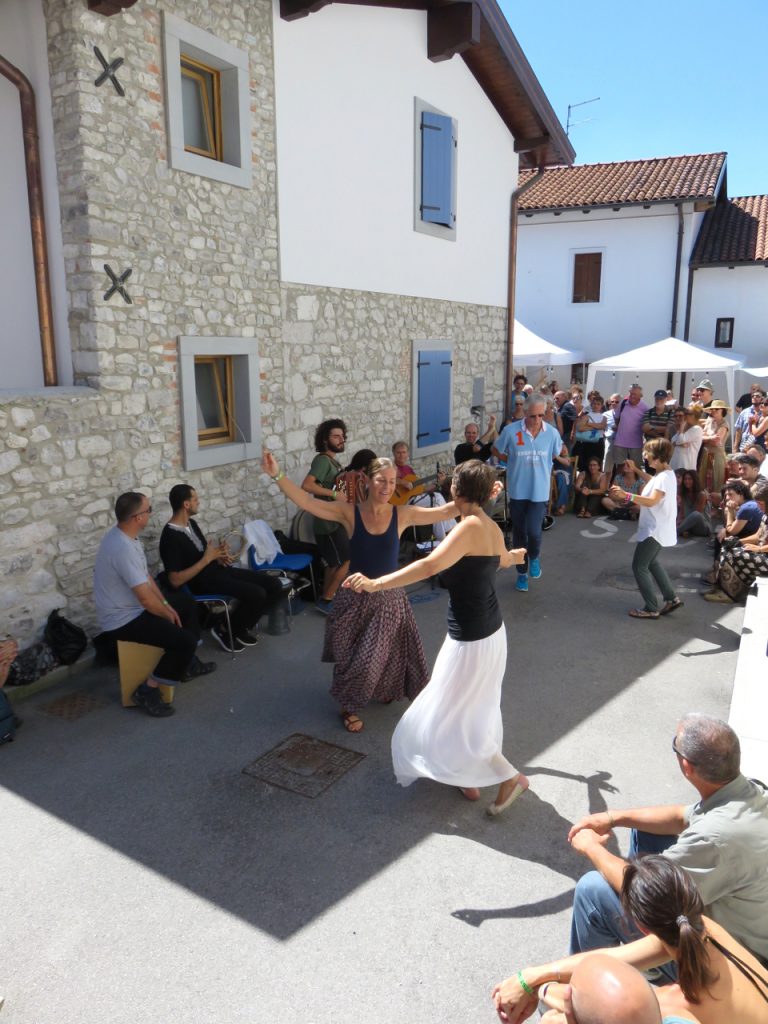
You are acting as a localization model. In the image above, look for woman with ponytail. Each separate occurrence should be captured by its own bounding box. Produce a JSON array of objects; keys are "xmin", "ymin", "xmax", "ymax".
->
[{"xmin": 493, "ymin": 855, "xmax": 768, "ymax": 1024}]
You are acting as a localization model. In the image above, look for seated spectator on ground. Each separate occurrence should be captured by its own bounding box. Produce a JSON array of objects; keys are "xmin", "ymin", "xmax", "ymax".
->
[
  {"xmin": 573, "ymin": 394, "xmax": 607, "ymax": 471},
  {"xmin": 564, "ymin": 714, "xmax": 768, "ymax": 969},
  {"xmin": 573, "ymin": 457, "xmax": 608, "ymax": 518},
  {"xmin": 601, "ymin": 460, "xmax": 642, "ymax": 519},
  {"xmin": 160, "ymin": 484, "xmax": 284, "ymax": 653},
  {"xmin": 703, "ymin": 480, "xmax": 768, "ymax": 604},
  {"xmin": 643, "ymin": 389, "xmax": 674, "ymax": 443},
  {"xmin": 677, "ymin": 471, "xmax": 711, "ymax": 538},
  {"xmin": 670, "ymin": 406, "xmax": 704, "ymax": 472},
  {"xmin": 732, "ymin": 450, "xmax": 768, "ymax": 488},
  {"xmin": 336, "ymin": 449, "xmax": 377, "ymax": 503},
  {"xmin": 493, "ymin": 856, "xmax": 768, "ymax": 1024},
  {"xmin": 454, "ymin": 417, "xmax": 498, "ymax": 465},
  {"xmin": 701, "ymin": 477, "xmax": 764, "ymax": 588},
  {"xmin": 551, "ymin": 448, "xmax": 574, "ymax": 516},
  {"xmin": 733, "ymin": 390, "xmax": 767, "ymax": 452},
  {"xmin": 93, "ymin": 492, "xmax": 209, "ymax": 718}
]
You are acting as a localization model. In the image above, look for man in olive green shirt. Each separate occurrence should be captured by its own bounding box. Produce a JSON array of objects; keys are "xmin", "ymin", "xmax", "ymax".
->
[
  {"xmin": 567, "ymin": 714, "xmax": 768, "ymax": 967},
  {"xmin": 302, "ymin": 418, "xmax": 350, "ymax": 612}
]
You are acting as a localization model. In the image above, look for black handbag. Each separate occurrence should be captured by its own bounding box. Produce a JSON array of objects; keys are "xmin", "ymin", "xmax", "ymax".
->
[{"xmin": 43, "ymin": 609, "xmax": 88, "ymax": 665}]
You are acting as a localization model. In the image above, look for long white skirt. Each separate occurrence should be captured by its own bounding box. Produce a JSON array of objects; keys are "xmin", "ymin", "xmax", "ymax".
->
[{"xmin": 391, "ymin": 623, "xmax": 517, "ymax": 789}]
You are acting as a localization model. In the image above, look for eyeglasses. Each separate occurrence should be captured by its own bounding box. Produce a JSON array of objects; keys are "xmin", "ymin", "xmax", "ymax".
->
[
  {"xmin": 134, "ymin": 505, "xmax": 153, "ymax": 518},
  {"xmin": 528, "ymin": 413, "xmax": 545, "ymax": 419},
  {"xmin": 672, "ymin": 737, "xmax": 695, "ymax": 764}
]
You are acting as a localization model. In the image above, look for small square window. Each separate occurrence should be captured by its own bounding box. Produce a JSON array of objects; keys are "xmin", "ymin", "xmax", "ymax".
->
[
  {"xmin": 162, "ymin": 13, "xmax": 251, "ymax": 188},
  {"xmin": 179, "ymin": 337, "xmax": 260, "ymax": 470},
  {"xmin": 714, "ymin": 317, "xmax": 734, "ymax": 349},
  {"xmin": 572, "ymin": 252, "xmax": 602, "ymax": 303},
  {"xmin": 194, "ymin": 356, "xmax": 234, "ymax": 445},
  {"xmin": 181, "ymin": 56, "xmax": 222, "ymax": 161}
]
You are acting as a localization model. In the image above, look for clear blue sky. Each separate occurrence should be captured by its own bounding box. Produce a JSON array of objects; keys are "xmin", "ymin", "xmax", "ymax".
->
[{"xmin": 501, "ymin": 0, "xmax": 768, "ymax": 197}]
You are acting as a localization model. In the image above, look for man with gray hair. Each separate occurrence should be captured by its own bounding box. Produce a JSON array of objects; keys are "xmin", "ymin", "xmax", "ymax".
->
[
  {"xmin": 612, "ymin": 385, "xmax": 648, "ymax": 465},
  {"xmin": 565, "ymin": 714, "xmax": 768, "ymax": 967}
]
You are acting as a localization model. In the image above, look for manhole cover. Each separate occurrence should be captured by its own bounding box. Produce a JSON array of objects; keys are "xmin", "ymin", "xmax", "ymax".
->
[
  {"xmin": 242, "ymin": 733, "xmax": 366, "ymax": 798},
  {"xmin": 39, "ymin": 691, "xmax": 108, "ymax": 721}
]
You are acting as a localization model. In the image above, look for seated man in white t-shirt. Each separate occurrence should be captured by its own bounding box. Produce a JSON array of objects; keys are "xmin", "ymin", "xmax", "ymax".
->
[{"xmin": 93, "ymin": 492, "xmax": 207, "ymax": 717}]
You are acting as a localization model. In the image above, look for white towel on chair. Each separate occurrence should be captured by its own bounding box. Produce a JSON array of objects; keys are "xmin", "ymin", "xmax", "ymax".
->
[{"xmin": 243, "ymin": 519, "xmax": 283, "ymax": 565}]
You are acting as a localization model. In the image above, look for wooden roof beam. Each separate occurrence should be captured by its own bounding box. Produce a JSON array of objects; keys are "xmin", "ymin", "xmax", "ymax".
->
[
  {"xmin": 280, "ymin": 0, "xmax": 331, "ymax": 22},
  {"xmin": 428, "ymin": 3, "xmax": 480, "ymax": 62}
]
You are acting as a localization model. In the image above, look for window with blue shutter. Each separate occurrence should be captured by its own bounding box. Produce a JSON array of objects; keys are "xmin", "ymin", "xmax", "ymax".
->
[
  {"xmin": 414, "ymin": 346, "xmax": 452, "ymax": 454},
  {"xmin": 421, "ymin": 111, "xmax": 455, "ymax": 228},
  {"xmin": 414, "ymin": 99, "xmax": 457, "ymax": 240}
]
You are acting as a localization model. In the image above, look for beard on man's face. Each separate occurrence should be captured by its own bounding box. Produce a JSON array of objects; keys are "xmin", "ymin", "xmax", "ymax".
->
[{"xmin": 327, "ymin": 439, "xmax": 346, "ymax": 453}]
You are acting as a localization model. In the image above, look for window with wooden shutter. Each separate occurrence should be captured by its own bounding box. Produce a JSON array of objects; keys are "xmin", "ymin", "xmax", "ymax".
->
[
  {"xmin": 572, "ymin": 252, "xmax": 602, "ymax": 303},
  {"xmin": 421, "ymin": 111, "xmax": 455, "ymax": 228},
  {"xmin": 412, "ymin": 343, "xmax": 453, "ymax": 457}
]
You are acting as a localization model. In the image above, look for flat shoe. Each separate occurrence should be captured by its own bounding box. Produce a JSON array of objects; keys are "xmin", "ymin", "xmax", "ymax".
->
[
  {"xmin": 487, "ymin": 773, "xmax": 529, "ymax": 816},
  {"xmin": 628, "ymin": 608, "xmax": 659, "ymax": 619},
  {"xmin": 341, "ymin": 711, "xmax": 364, "ymax": 732},
  {"xmin": 660, "ymin": 598, "xmax": 683, "ymax": 616}
]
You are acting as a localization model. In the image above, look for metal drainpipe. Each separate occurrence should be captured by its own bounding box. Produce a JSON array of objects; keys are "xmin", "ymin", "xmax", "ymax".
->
[
  {"xmin": 670, "ymin": 204, "xmax": 684, "ymax": 337},
  {"xmin": 0, "ymin": 54, "xmax": 58, "ymax": 386},
  {"xmin": 505, "ymin": 163, "xmax": 546, "ymax": 413}
]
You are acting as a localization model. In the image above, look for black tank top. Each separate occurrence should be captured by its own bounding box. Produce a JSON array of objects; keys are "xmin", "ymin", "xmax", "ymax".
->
[
  {"xmin": 440, "ymin": 555, "xmax": 502, "ymax": 641},
  {"xmin": 348, "ymin": 505, "xmax": 400, "ymax": 578}
]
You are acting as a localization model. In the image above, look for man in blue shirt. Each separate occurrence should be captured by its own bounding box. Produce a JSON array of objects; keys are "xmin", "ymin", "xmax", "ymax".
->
[{"xmin": 493, "ymin": 394, "xmax": 566, "ymax": 591}]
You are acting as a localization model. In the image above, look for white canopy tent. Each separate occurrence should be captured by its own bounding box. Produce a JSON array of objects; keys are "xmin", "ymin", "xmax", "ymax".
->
[
  {"xmin": 513, "ymin": 321, "xmax": 584, "ymax": 367},
  {"xmin": 586, "ymin": 337, "xmax": 743, "ymax": 412}
]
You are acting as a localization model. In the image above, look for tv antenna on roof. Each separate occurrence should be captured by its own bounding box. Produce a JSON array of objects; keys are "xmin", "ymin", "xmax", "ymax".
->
[{"xmin": 566, "ymin": 96, "xmax": 600, "ymax": 136}]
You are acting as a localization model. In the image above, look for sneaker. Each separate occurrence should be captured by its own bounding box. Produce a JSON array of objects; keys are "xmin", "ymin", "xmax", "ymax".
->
[
  {"xmin": 131, "ymin": 684, "xmax": 175, "ymax": 717},
  {"xmin": 515, "ymin": 574, "xmax": 529, "ymax": 593},
  {"xmin": 236, "ymin": 628, "xmax": 259, "ymax": 647},
  {"xmin": 181, "ymin": 656, "xmax": 217, "ymax": 681},
  {"xmin": 529, "ymin": 558, "xmax": 541, "ymax": 579},
  {"xmin": 210, "ymin": 625, "xmax": 244, "ymax": 653},
  {"xmin": 702, "ymin": 590, "xmax": 734, "ymax": 603},
  {"xmin": 541, "ymin": 515, "xmax": 555, "ymax": 532},
  {"xmin": 315, "ymin": 598, "xmax": 334, "ymax": 615}
]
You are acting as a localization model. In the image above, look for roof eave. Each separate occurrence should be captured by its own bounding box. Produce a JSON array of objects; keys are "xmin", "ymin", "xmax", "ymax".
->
[{"xmin": 520, "ymin": 196, "xmax": 716, "ymax": 216}]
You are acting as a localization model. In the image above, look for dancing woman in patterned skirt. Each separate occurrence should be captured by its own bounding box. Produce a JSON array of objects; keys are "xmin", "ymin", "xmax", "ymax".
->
[
  {"xmin": 344, "ymin": 460, "xmax": 529, "ymax": 816},
  {"xmin": 261, "ymin": 451, "xmax": 458, "ymax": 732}
]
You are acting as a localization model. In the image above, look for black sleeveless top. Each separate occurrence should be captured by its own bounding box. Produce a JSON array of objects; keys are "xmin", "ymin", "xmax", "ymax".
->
[
  {"xmin": 348, "ymin": 505, "xmax": 400, "ymax": 578},
  {"xmin": 440, "ymin": 555, "xmax": 502, "ymax": 641}
]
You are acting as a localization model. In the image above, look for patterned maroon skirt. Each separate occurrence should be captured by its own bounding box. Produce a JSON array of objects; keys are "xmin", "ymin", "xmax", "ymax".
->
[{"xmin": 323, "ymin": 586, "xmax": 429, "ymax": 712}]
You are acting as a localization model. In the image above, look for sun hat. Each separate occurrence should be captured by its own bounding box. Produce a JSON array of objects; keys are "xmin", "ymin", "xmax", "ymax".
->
[{"xmin": 708, "ymin": 399, "xmax": 730, "ymax": 412}]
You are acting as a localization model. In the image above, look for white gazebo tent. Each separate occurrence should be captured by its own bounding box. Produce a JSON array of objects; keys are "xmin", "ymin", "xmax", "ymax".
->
[
  {"xmin": 513, "ymin": 321, "xmax": 584, "ymax": 367},
  {"xmin": 586, "ymin": 337, "xmax": 743, "ymax": 412}
]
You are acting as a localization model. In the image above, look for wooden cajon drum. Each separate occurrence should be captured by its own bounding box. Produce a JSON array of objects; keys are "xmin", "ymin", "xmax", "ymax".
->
[{"xmin": 117, "ymin": 641, "xmax": 175, "ymax": 707}]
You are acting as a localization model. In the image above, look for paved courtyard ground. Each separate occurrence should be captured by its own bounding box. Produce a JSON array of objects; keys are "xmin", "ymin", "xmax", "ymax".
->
[{"xmin": 0, "ymin": 515, "xmax": 743, "ymax": 1024}]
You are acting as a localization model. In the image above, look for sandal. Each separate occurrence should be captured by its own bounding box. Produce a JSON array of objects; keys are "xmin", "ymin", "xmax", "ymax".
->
[
  {"xmin": 660, "ymin": 598, "xmax": 684, "ymax": 616},
  {"xmin": 487, "ymin": 773, "xmax": 530, "ymax": 816},
  {"xmin": 341, "ymin": 711, "xmax": 364, "ymax": 733},
  {"xmin": 628, "ymin": 608, "xmax": 660, "ymax": 619},
  {"xmin": 577, "ymin": 510, "xmax": 586, "ymax": 518}
]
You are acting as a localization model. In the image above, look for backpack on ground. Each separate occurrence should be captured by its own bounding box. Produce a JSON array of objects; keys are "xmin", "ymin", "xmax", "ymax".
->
[{"xmin": 44, "ymin": 609, "xmax": 88, "ymax": 665}]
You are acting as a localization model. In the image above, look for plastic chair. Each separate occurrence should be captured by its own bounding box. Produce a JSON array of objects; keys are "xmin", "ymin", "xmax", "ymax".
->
[
  {"xmin": 182, "ymin": 585, "xmax": 237, "ymax": 655},
  {"xmin": 248, "ymin": 546, "xmax": 316, "ymax": 610}
]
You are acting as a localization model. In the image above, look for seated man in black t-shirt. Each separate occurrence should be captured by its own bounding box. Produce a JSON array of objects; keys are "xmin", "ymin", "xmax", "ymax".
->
[
  {"xmin": 454, "ymin": 417, "xmax": 498, "ymax": 465},
  {"xmin": 159, "ymin": 485, "xmax": 284, "ymax": 653}
]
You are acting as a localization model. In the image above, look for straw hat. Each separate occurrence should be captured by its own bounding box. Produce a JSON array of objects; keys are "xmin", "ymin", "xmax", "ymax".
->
[{"xmin": 708, "ymin": 399, "xmax": 730, "ymax": 413}]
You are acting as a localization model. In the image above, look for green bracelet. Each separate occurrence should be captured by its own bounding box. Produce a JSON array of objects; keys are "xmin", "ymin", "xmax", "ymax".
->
[{"xmin": 517, "ymin": 970, "xmax": 534, "ymax": 997}]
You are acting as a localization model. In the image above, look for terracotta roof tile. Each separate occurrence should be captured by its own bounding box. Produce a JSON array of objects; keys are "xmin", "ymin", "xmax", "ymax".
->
[
  {"xmin": 518, "ymin": 153, "xmax": 726, "ymax": 211},
  {"xmin": 692, "ymin": 195, "xmax": 768, "ymax": 265}
]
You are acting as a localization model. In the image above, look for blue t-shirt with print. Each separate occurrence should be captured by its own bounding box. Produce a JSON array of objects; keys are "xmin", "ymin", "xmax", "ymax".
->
[{"xmin": 496, "ymin": 421, "xmax": 563, "ymax": 502}]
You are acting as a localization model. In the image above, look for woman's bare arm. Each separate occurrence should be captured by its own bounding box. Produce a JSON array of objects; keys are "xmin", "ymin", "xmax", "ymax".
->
[{"xmin": 261, "ymin": 452, "xmax": 351, "ymax": 527}]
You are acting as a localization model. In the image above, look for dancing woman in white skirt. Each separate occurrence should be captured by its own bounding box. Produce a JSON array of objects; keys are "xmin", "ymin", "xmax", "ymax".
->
[{"xmin": 344, "ymin": 460, "xmax": 529, "ymax": 816}]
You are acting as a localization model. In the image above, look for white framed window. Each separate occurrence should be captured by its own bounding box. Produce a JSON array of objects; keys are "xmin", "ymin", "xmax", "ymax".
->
[
  {"xmin": 178, "ymin": 336, "xmax": 260, "ymax": 470},
  {"xmin": 162, "ymin": 13, "xmax": 251, "ymax": 188},
  {"xmin": 413, "ymin": 98, "xmax": 457, "ymax": 241},
  {"xmin": 411, "ymin": 340, "xmax": 453, "ymax": 458}
]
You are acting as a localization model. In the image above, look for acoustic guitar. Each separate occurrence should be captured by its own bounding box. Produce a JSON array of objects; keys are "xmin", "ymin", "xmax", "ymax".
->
[{"xmin": 390, "ymin": 473, "xmax": 439, "ymax": 506}]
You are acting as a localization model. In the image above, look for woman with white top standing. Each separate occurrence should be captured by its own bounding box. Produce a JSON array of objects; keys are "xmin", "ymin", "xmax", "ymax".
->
[
  {"xmin": 609, "ymin": 438, "xmax": 681, "ymax": 620},
  {"xmin": 670, "ymin": 405, "xmax": 705, "ymax": 472}
]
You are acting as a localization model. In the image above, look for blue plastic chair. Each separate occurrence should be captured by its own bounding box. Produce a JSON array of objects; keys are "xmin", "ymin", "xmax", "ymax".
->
[
  {"xmin": 247, "ymin": 546, "xmax": 316, "ymax": 609},
  {"xmin": 181, "ymin": 585, "xmax": 237, "ymax": 655}
]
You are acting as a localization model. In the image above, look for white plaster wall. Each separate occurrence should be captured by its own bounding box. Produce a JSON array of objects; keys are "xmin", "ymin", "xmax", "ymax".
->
[
  {"xmin": 517, "ymin": 204, "xmax": 700, "ymax": 362},
  {"xmin": 690, "ymin": 265, "xmax": 768, "ymax": 366},
  {"xmin": 0, "ymin": 0, "xmax": 71, "ymax": 387},
  {"xmin": 272, "ymin": 2, "xmax": 517, "ymax": 306}
]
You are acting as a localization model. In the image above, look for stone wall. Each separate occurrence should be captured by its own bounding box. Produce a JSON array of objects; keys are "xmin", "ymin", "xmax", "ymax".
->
[{"xmin": 0, "ymin": 0, "xmax": 508, "ymax": 644}]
